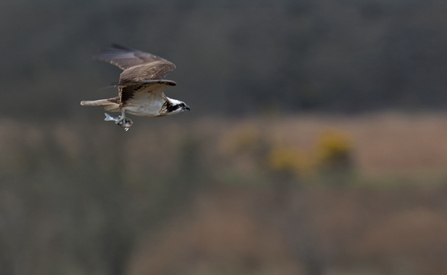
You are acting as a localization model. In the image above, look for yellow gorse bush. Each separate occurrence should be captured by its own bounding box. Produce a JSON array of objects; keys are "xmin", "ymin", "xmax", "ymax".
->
[
  {"xmin": 223, "ymin": 125, "xmax": 355, "ymax": 177},
  {"xmin": 315, "ymin": 129, "xmax": 354, "ymax": 169},
  {"xmin": 268, "ymin": 128, "xmax": 354, "ymax": 177},
  {"xmin": 268, "ymin": 146, "xmax": 315, "ymax": 176}
]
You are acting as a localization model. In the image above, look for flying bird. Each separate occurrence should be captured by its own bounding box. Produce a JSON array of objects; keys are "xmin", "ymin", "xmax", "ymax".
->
[{"xmin": 80, "ymin": 44, "xmax": 190, "ymax": 131}]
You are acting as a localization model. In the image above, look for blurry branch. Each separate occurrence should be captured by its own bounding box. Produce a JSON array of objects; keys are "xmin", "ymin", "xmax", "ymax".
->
[{"xmin": 268, "ymin": 160, "xmax": 326, "ymax": 275}]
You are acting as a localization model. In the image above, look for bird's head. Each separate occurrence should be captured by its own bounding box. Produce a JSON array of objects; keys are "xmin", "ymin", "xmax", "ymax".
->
[{"xmin": 163, "ymin": 97, "xmax": 190, "ymax": 116}]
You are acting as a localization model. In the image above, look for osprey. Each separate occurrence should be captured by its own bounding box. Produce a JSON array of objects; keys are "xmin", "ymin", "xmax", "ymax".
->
[{"xmin": 80, "ymin": 44, "xmax": 190, "ymax": 131}]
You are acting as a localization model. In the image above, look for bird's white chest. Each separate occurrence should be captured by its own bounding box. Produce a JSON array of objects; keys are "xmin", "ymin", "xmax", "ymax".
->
[{"xmin": 123, "ymin": 92, "xmax": 165, "ymax": 117}]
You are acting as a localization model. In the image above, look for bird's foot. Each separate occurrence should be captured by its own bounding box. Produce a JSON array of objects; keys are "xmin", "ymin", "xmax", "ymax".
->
[
  {"xmin": 115, "ymin": 115, "xmax": 125, "ymax": 125},
  {"xmin": 104, "ymin": 113, "xmax": 133, "ymax": 131},
  {"xmin": 116, "ymin": 115, "xmax": 133, "ymax": 131}
]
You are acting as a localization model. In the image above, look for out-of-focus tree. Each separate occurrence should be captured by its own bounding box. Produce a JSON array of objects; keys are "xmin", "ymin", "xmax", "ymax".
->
[{"xmin": 2, "ymin": 0, "xmax": 447, "ymax": 118}]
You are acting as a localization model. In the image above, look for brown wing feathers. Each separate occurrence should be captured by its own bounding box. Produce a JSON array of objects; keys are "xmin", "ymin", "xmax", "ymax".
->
[
  {"xmin": 93, "ymin": 44, "xmax": 176, "ymax": 81},
  {"xmin": 119, "ymin": 80, "xmax": 177, "ymax": 104},
  {"xmin": 90, "ymin": 44, "xmax": 177, "ymax": 105},
  {"xmin": 118, "ymin": 62, "xmax": 176, "ymax": 84}
]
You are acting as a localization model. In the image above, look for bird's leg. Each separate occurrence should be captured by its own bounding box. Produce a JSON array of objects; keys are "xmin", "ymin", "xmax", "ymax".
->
[
  {"xmin": 104, "ymin": 110, "xmax": 133, "ymax": 131},
  {"xmin": 116, "ymin": 109, "xmax": 126, "ymax": 124},
  {"xmin": 116, "ymin": 109, "xmax": 133, "ymax": 131}
]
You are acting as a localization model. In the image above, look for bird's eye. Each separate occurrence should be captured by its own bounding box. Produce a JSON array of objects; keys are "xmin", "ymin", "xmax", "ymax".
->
[{"xmin": 180, "ymin": 103, "xmax": 185, "ymax": 107}]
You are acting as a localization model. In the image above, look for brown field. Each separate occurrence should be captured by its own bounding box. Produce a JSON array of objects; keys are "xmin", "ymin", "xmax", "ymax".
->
[
  {"xmin": 1, "ymin": 113, "xmax": 447, "ymax": 275},
  {"xmin": 216, "ymin": 112, "xmax": 447, "ymax": 175},
  {"xmin": 3, "ymin": 112, "xmax": 447, "ymax": 176}
]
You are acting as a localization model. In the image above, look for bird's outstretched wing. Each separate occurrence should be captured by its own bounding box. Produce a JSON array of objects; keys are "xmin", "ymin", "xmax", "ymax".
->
[
  {"xmin": 94, "ymin": 44, "xmax": 176, "ymax": 84},
  {"xmin": 119, "ymin": 79, "xmax": 177, "ymax": 104}
]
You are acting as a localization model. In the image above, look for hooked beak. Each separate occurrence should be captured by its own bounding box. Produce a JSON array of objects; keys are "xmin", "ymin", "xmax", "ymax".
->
[{"xmin": 183, "ymin": 105, "xmax": 191, "ymax": 111}]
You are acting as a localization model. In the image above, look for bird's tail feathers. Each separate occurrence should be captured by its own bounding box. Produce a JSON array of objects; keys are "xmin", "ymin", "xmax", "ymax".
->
[{"xmin": 80, "ymin": 98, "xmax": 118, "ymax": 107}]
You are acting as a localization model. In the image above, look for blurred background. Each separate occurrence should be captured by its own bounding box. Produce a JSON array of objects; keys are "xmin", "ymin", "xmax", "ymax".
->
[{"xmin": 2, "ymin": 0, "xmax": 447, "ymax": 274}]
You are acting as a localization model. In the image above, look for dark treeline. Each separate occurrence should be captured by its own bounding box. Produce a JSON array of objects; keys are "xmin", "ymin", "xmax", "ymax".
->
[{"xmin": 2, "ymin": 0, "xmax": 447, "ymax": 119}]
